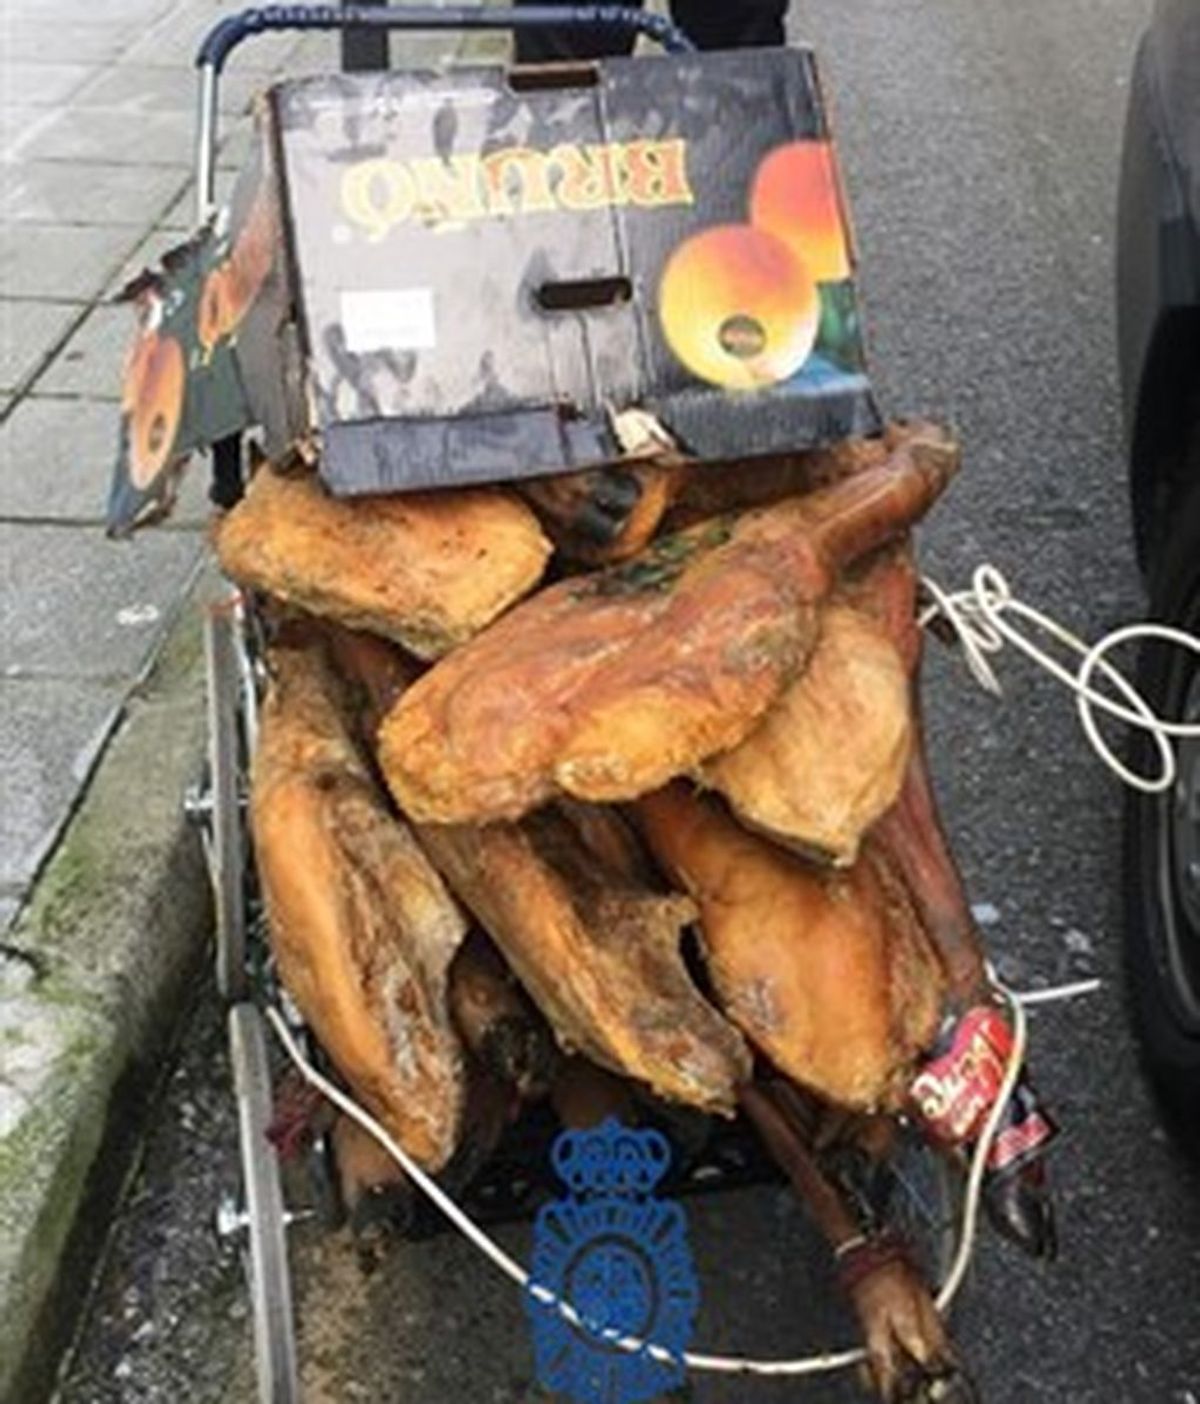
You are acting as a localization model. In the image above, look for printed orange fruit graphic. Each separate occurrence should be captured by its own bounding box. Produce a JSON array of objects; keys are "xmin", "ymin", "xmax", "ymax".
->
[
  {"xmin": 120, "ymin": 321, "xmax": 156, "ymax": 415},
  {"xmin": 749, "ymin": 140, "xmax": 851, "ymax": 284},
  {"xmin": 658, "ymin": 224, "xmax": 819, "ymax": 390},
  {"xmin": 229, "ymin": 193, "xmax": 275, "ymax": 300},
  {"xmin": 197, "ymin": 197, "xmax": 276, "ymax": 352},
  {"xmin": 128, "ymin": 334, "xmax": 185, "ymax": 488},
  {"xmin": 198, "ymin": 263, "xmax": 236, "ymax": 352}
]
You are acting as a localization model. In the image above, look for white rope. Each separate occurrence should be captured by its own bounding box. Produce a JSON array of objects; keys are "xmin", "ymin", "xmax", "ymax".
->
[
  {"xmin": 919, "ymin": 565, "xmax": 1200, "ymax": 794},
  {"xmin": 264, "ymin": 989, "xmax": 1028, "ymax": 1378},
  {"xmin": 933, "ymin": 991, "xmax": 1024, "ymax": 1313},
  {"xmin": 1007, "ymin": 977, "xmax": 1102, "ymax": 1006}
]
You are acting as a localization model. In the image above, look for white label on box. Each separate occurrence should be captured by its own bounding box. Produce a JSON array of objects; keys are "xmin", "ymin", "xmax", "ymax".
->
[{"xmin": 340, "ymin": 288, "xmax": 436, "ymax": 354}]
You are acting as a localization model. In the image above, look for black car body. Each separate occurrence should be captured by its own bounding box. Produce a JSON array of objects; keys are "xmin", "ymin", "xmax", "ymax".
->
[
  {"xmin": 1116, "ymin": 0, "xmax": 1200, "ymax": 1153},
  {"xmin": 1117, "ymin": 0, "xmax": 1200, "ymax": 566}
]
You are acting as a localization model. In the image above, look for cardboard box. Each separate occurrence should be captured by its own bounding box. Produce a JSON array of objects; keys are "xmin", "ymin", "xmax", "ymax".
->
[{"xmin": 109, "ymin": 46, "xmax": 878, "ymax": 532}]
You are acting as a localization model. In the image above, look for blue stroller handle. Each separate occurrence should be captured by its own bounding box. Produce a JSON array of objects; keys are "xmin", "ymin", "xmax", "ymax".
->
[{"xmin": 194, "ymin": 5, "xmax": 693, "ymax": 218}]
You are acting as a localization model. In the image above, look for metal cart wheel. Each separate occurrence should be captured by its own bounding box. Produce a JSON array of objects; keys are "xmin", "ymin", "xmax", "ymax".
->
[
  {"xmin": 885, "ymin": 1123, "xmax": 963, "ymax": 1287},
  {"xmin": 229, "ymin": 1001, "xmax": 301, "ymax": 1404},
  {"xmin": 206, "ymin": 605, "xmax": 248, "ymax": 1001}
]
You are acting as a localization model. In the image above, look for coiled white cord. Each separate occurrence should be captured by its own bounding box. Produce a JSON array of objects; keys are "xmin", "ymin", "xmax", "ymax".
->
[
  {"xmin": 265, "ymin": 989, "xmax": 1028, "ymax": 1379},
  {"xmin": 919, "ymin": 566, "xmax": 1200, "ymax": 794}
]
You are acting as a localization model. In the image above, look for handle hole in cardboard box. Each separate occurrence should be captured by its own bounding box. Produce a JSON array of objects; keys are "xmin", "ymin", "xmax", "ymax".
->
[
  {"xmin": 507, "ymin": 63, "xmax": 600, "ymax": 93},
  {"xmin": 535, "ymin": 276, "xmax": 633, "ymax": 313}
]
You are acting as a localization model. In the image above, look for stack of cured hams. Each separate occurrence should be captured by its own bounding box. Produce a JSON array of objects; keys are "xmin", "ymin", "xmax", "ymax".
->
[{"xmin": 219, "ymin": 420, "xmax": 1052, "ymax": 1403}]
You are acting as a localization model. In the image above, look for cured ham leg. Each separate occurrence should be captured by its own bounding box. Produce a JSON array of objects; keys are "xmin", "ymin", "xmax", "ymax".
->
[
  {"xmin": 875, "ymin": 734, "xmax": 1059, "ymax": 1260},
  {"xmin": 661, "ymin": 421, "xmax": 955, "ymax": 533},
  {"xmin": 516, "ymin": 421, "xmax": 947, "ymax": 567},
  {"xmin": 701, "ymin": 596, "xmax": 913, "ymax": 865},
  {"xmin": 517, "ymin": 459, "xmax": 687, "ymax": 565},
  {"xmin": 843, "ymin": 548, "xmax": 1058, "ymax": 1258},
  {"xmin": 380, "ymin": 434, "xmax": 958, "ymax": 824},
  {"xmin": 216, "ymin": 466, "xmax": 551, "ymax": 659},
  {"xmin": 448, "ymin": 933, "xmax": 558, "ymax": 1100},
  {"xmin": 741, "ymin": 1084, "xmax": 977, "ymax": 1404},
  {"xmin": 636, "ymin": 784, "xmax": 944, "ymax": 1111},
  {"xmin": 321, "ymin": 621, "xmax": 421, "ymax": 745},
  {"xmin": 331, "ymin": 1114, "xmax": 416, "ymax": 1244},
  {"xmin": 251, "ymin": 635, "xmax": 468, "ymax": 1170},
  {"xmin": 694, "ymin": 452, "xmax": 950, "ymax": 866},
  {"xmin": 838, "ymin": 547, "xmax": 989, "ymax": 1004},
  {"xmin": 515, "ymin": 409, "xmax": 689, "ymax": 564},
  {"xmin": 314, "ymin": 628, "xmax": 712, "ymax": 1106},
  {"xmin": 664, "ymin": 428, "xmax": 890, "ymax": 531},
  {"xmin": 330, "ymin": 932, "xmax": 558, "ymax": 1242},
  {"xmin": 415, "ymin": 809, "xmax": 751, "ymax": 1114},
  {"xmin": 707, "ymin": 535, "xmax": 986, "ymax": 999},
  {"xmin": 312, "ymin": 630, "xmax": 732, "ymax": 1110},
  {"xmin": 873, "ymin": 745, "xmax": 989, "ymax": 1007}
]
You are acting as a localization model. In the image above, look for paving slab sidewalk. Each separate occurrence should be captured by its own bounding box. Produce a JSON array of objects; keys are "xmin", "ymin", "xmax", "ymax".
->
[
  {"xmin": 0, "ymin": 0, "xmax": 266, "ymax": 931},
  {"xmin": 0, "ymin": 5, "xmax": 330, "ymax": 1398},
  {"xmin": 0, "ymin": 5, "xmax": 492, "ymax": 929},
  {"xmin": 0, "ymin": 584, "xmax": 215, "ymax": 1404},
  {"xmin": 0, "ymin": 8, "xmax": 509, "ymax": 1399}
]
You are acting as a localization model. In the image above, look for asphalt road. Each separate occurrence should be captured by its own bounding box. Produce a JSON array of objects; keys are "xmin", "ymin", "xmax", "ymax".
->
[{"xmin": 57, "ymin": 1, "xmax": 1200, "ymax": 1402}]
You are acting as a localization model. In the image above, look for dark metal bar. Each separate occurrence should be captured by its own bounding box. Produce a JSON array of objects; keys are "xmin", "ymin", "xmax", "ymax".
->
[
  {"xmin": 196, "ymin": 5, "xmax": 694, "ymax": 72},
  {"xmin": 195, "ymin": 5, "xmax": 692, "ymax": 218},
  {"xmin": 341, "ymin": 0, "xmax": 388, "ymax": 73}
]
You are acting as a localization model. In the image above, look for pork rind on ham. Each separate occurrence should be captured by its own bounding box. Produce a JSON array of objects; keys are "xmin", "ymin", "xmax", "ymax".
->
[
  {"xmin": 701, "ymin": 550, "xmax": 918, "ymax": 866},
  {"xmin": 636, "ymin": 783, "xmax": 945, "ymax": 1112},
  {"xmin": 251, "ymin": 635, "xmax": 468, "ymax": 1170},
  {"xmin": 416, "ymin": 807, "xmax": 751, "ymax": 1114},
  {"xmin": 216, "ymin": 466, "xmax": 552, "ymax": 659}
]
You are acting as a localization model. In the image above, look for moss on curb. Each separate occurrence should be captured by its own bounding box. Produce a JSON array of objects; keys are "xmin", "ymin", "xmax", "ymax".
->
[{"xmin": 0, "ymin": 576, "xmax": 217, "ymax": 1404}]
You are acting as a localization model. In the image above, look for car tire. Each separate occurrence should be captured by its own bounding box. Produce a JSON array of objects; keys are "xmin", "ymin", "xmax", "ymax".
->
[{"xmin": 1123, "ymin": 451, "xmax": 1200, "ymax": 1159}]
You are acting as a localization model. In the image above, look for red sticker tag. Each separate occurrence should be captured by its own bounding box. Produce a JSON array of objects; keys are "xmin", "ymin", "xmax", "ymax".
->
[
  {"xmin": 910, "ymin": 1007, "xmax": 1015, "ymax": 1145},
  {"xmin": 986, "ymin": 1080, "xmax": 1057, "ymax": 1172},
  {"xmin": 988, "ymin": 1110, "xmax": 1053, "ymax": 1172}
]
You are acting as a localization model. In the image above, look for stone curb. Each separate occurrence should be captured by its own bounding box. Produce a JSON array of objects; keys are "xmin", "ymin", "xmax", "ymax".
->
[{"xmin": 0, "ymin": 574, "xmax": 215, "ymax": 1404}]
